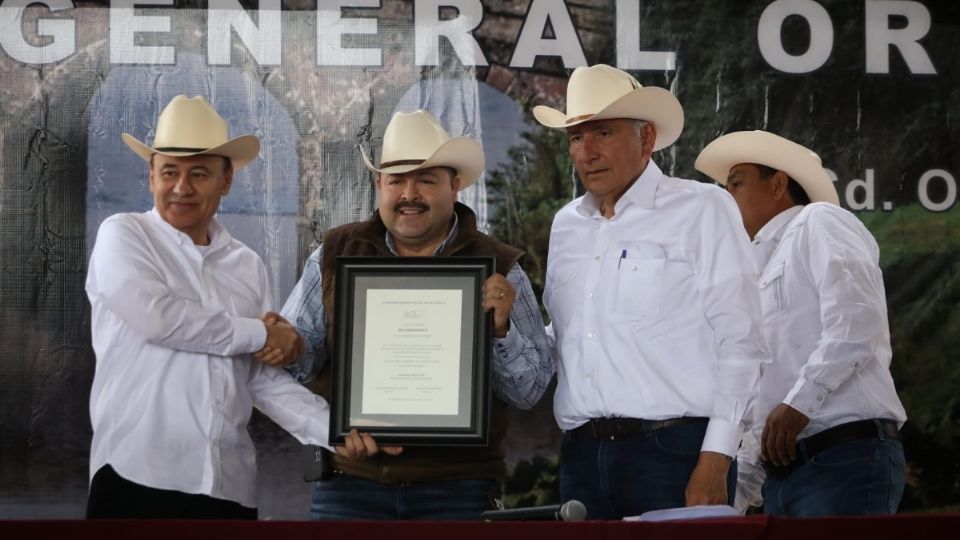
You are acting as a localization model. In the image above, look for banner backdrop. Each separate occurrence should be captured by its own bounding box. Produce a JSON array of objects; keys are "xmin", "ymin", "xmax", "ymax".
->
[{"xmin": 0, "ymin": 0, "xmax": 957, "ymax": 518}]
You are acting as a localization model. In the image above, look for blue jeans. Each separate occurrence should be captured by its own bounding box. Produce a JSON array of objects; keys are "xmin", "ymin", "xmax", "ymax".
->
[
  {"xmin": 559, "ymin": 421, "xmax": 736, "ymax": 520},
  {"xmin": 763, "ymin": 437, "xmax": 905, "ymax": 517},
  {"xmin": 309, "ymin": 474, "xmax": 498, "ymax": 520}
]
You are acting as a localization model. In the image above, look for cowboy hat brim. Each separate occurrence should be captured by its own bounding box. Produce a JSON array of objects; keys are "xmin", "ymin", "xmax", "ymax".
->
[
  {"xmin": 360, "ymin": 136, "xmax": 485, "ymax": 189},
  {"xmin": 122, "ymin": 133, "xmax": 261, "ymax": 169},
  {"xmin": 532, "ymin": 86, "xmax": 684, "ymax": 151},
  {"xmin": 695, "ymin": 131, "xmax": 839, "ymax": 205}
]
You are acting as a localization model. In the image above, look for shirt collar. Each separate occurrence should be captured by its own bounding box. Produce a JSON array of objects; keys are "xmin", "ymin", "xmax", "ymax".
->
[
  {"xmin": 576, "ymin": 160, "xmax": 663, "ymax": 218},
  {"xmin": 148, "ymin": 207, "xmax": 231, "ymax": 253},
  {"xmin": 384, "ymin": 211, "xmax": 460, "ymax": 256},
  {"xmin": 753, "ymin": 205, "xmax": 804, "ymax": 246}
]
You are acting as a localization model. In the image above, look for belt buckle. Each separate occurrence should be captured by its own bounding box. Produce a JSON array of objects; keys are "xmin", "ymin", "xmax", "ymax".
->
[{"xmin": 592, "ymin": 418, "xmax": 620, "ymax": 440}]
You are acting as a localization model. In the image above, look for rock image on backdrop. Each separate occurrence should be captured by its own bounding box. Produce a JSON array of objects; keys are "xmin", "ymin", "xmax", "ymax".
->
[{"xmin": 0, "ymin": 0, "xmax": 957, "ymax": 518}]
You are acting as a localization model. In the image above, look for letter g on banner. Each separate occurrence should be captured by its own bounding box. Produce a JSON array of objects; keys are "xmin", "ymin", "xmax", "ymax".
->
[
  {"xmin": 0, "ymin": 0, "xmax": 75, "ymax": 64},
  {"xmin": 757, "ymin": 0, "xmax": 834, "ymax": 73}
]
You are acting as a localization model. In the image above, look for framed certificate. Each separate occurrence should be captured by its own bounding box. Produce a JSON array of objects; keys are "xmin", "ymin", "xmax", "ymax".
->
[{"xmin": 330, "ymin": 256, "xmax": 494, "ymax": 446}]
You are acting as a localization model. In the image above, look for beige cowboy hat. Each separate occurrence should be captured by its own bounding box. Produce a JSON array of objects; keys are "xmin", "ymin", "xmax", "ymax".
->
[
  {"xmin": 122, "ymin": 95, "xmax": 260, "ymax": 169},
  {"xmin": 695, "ymin": 130, "xmax": 839, "ymax": 205},
  {"xmin": 532, "ymin": 64, "xmax": 685, "ymax": 151},
  {"xmin": 360, "ymin": 109, "xmax": 484, "ymax": 188}
]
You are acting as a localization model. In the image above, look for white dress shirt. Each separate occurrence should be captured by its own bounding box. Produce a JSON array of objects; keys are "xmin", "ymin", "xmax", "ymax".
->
[
  {"xmin": 750, "ymin": 203, "xmax": 906, "ymax": 440},
  {"xmin": 545, "ymin": 160, "xmax": 768, "ymax": 457},
  {"xmin": 86, "ymin": 209, "xmax": 331, "ymax": 509}
]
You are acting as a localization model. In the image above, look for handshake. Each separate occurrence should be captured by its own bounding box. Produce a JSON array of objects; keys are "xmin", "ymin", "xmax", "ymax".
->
[{"xmin": 254, "ymin": 311, "xmax": 304, "ymax": 368}]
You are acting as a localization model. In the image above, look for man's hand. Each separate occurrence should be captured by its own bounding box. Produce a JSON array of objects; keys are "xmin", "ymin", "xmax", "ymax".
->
[
  {"xmin": 334, "ymin": 429, "xmax": 404, "ymax": 460},
  {"xmin": 685, "ymin": 451, "xmax": 733, "ymax": 506},
  {"xmin": 482, "ymin": 274, "xmax": 515, "ymax": 338},
  {"xmin": 254, "ymin": 312, "xmax": 304, "ymax": 367},
  {"xmin": 761, "ymin": 403, "xmax": 810, "ymax": 466}
]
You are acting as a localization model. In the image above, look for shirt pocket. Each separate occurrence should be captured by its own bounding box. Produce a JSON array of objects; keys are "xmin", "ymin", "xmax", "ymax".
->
[
  {"xmin": 759, "ymin": 261, "xmax": 789, "ymax": 312},
  {"xmin": 614, "ymin": 241, "xmax": 666, "ymax": 323}
]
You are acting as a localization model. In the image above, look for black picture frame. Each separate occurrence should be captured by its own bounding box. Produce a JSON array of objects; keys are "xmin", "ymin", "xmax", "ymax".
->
[{"xmin": 330, "ymin": 256, "xmax": 494, "ymax": 446}]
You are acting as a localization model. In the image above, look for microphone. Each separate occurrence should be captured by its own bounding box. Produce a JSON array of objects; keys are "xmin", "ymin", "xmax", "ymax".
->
[{"xmin": 481, "ymin": 500, "xmax": 587, "ymax": 522}]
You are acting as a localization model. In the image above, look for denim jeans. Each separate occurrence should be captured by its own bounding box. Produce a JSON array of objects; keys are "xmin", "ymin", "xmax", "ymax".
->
[
  {"xmin": 309, "ymin": 474, "xmax": 499, "ymax": 520},
  {"xmin": 559, "ymin": 421, "xmax": 736, "ymax": 520},
  {"xmin": 762, "ymin": 437, "xmax": 905, "ymax": 517}
]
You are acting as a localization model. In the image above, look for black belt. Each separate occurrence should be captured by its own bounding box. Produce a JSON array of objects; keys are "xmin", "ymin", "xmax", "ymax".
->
[
  {"xmin": 764, "ymin": 418, "xmax": 901, "ymax": 475},
  {"xmin": 568, "ymin": 417, "xmax": 708, "ymax": 440}
]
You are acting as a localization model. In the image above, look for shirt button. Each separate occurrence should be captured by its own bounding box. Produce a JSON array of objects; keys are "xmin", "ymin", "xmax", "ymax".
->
[
  {"xmin": 594, "ymin": 255, "xmax": 600, "ymax": 261},
  {"xmin": 816, "ymin": 395, "xmax": 824, "ymax": 402},
  {"xmin": 586, "ymin": 291, "xmax": 593, "ymax": 298},
  {"xmin": 807, "ymin": 408, "xmax": 815, "ymax": 413},
  {"xmin": 586, "ymin": 332, "xmax": 593, "ymax": 338}
]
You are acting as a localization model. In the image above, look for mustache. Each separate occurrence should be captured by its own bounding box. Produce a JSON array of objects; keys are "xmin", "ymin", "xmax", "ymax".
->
[{"xmin": 394, "ymin": 201, "xmax": 429, "ymax": 212}]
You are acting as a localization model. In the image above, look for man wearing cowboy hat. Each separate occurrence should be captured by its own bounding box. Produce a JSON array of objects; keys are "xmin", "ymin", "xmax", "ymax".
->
[
  {"xmin": 85, "ymin": 95, "xmax": 339, "ymax": 519},
  {"xmin": 533, "ymin": 64, "xmax": 767, "ymax": 519},
  {"xmin": 696, "ymin": 131, "xmax": 906, "ymax": 516},
  {"xmin": 280, "ymin": 109, "xmax": 554, "ymax": 520}
]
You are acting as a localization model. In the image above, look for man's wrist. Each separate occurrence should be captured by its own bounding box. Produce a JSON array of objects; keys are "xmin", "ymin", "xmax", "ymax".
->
[{"xmin": 698, "ymin": 450, "xmax": 733, "ymax": 469}]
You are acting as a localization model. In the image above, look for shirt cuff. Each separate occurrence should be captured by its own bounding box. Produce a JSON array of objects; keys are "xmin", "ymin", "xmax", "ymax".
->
[
  {"xmin": 231, "ymin": 316, "xmax": 267, "ymax": 355},
  {"xmin": 783, "ymin": 377, "xmax": 830, "ymax": 417},
  {"xmin": 300, "ymin": 396, "xmax": 334, "ymax": 451},
  {"xmin": 492, "ymin": 322, "xmax": 521, "ymax": 364},
  {"xmin": 700, "ymin": 417, "xmax": 740, "ymax": 458}
]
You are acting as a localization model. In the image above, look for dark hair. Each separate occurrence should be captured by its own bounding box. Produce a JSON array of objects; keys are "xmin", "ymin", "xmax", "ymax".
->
[{"xmin": 756, "ymin": 164, "xmax": 811, "ymax": 205}]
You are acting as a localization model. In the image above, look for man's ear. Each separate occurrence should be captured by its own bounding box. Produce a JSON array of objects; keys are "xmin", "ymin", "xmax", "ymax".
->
[
  {"xmin": 771, "ymin": 170, "xmax": 789, "ymax": 200},
  {"xmin": 222, "ymin": 166, "xmax": 234, "ymax": 196},
  {"xmin": 642, "ymin": 122, "xmax": 657, "ymax": 156}
]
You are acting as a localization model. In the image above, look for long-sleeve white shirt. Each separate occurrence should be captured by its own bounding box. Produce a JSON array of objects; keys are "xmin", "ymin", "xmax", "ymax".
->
[
  {"xmin": 750, "ymin": 203, "xmax": 906, "ymax": 439},
  {"xmin": 544, "ymin": 160, "xmax": 768, "ymax": 457},
  {"xmin": 86, "ymin": 209, "xmax": 331, "ymax": 509},
  {"xmin": 735, "ymin": 204, "xmax": 907, "ymax": 510}
]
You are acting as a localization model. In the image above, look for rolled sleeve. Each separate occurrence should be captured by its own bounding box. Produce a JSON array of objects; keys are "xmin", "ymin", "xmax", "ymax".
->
[{"xmin": 489, "ymin": 264, "xmax": 555, "ymax": 410}]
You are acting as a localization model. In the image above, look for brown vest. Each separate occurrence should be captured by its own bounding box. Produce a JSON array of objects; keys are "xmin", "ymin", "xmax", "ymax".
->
[{"xmin": 316, "ymin": 203, "xmax": 523, "ymax": 483}]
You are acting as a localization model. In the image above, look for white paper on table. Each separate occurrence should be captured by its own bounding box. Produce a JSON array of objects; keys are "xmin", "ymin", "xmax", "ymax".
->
[
  {"xmin": 623, "ymin": 504, "xmax": 740, "ymax": 522},
  {"xmin": 361, "ymin": 288, "xmax": 462, "ymax": 416}
]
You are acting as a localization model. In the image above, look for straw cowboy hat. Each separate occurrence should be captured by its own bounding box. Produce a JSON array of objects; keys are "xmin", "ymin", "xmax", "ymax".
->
[
  {"xmin": 532, "ymin": 64, "xmax": 685, "ymax": 151},
  {"xmin": 360, "ymin": 110, "xmax": 485, "ymax": 188},
  {"xmin": 695, "ymin": 130, "xmax": 839, "ymax": 205},
  {"xmin": 122, "ymin": 95, "xmax": 260, "ymax": 169}
]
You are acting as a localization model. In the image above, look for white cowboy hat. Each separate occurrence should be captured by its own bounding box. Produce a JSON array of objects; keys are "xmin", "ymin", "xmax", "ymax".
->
[
  {"xmin": 122, "ymin": 95, "xmax": 260, "ymax": 169},
  {"xmin": 695, "ymin": 130, "xmax": 839, "ymax": 205},
  {"xmin": 360, "ymin": 109, "xmax": 484, "ymax": 188},
  {"xmin": 532, "ymin": 64, "xmax": 685, "ymax": 151}
]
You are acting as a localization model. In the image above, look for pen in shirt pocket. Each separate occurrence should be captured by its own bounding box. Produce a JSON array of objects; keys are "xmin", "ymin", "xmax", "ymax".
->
[{"xmin": 618, "ymin": 249, "xmax": 627, "ymax": 269}]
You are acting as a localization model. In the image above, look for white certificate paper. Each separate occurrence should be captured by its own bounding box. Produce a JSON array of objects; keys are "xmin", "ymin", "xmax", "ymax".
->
[{"xmin": 361, "ymin": 289, "xmax": 463, "ymax": 415}]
